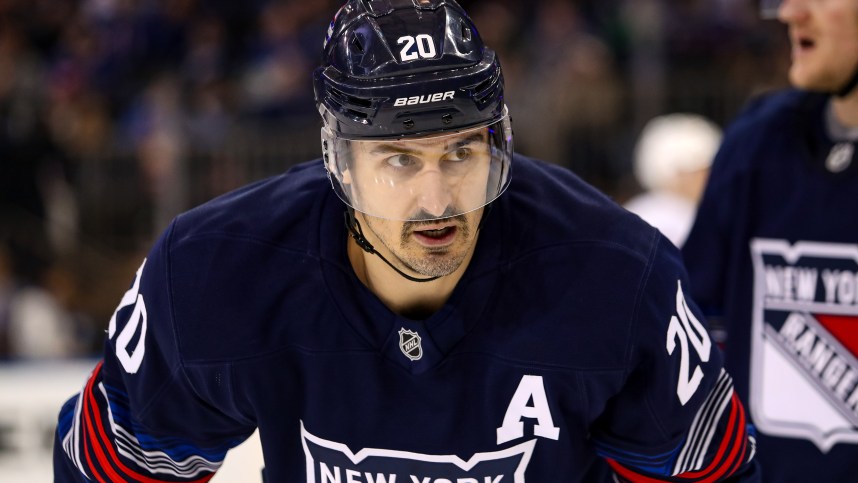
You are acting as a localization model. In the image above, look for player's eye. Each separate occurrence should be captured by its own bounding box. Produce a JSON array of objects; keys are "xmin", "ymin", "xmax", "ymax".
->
[
  {"xmin": 445, "ymin": 147, "xmax": 471, "ymax": 162},
  {"xmin": 385, "ymin": 153, "xmax": 419, "ymax": 169}
]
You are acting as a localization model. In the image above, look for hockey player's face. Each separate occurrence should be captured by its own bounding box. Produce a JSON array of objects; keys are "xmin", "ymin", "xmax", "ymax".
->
[
  {"xmin": 779, "ymin": 0, "xmax": 858, "ymax": 91},
  {"xmin": 346, "ymin": 130, "xmax": 491, "ymax": 277}
]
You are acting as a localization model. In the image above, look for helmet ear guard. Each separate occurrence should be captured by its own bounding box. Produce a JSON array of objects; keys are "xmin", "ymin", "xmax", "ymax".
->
[
  {"xmin": 321, "ymin": 127, "xmax": 355, "ymax": 201},
  {"xmin": 320, "ymin": 131, "xmax": 341, "ymax": 175}
]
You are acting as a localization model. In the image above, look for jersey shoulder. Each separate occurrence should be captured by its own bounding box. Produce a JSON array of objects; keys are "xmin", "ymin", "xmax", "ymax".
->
[
  {"xmin": 171, "ymin": 159, "xmax": 329, "ymax": 250},
  {"xmin": 489, "ymin": 156, "xmax": 696, "ymax": 372},
  {"xmin": 504, "ymin": 154, "xmax": 660, "ymax": 266},
  {"xmin": 715, "ymin": 89, "xmax": 828, "ymax": 174},
  {"xmin": 730, "ymin": 88, "xmax": 824, "ymax": 133},
  {"xmin": 147, "ymin": 160, "xmax": 341, "ymax": 363}
]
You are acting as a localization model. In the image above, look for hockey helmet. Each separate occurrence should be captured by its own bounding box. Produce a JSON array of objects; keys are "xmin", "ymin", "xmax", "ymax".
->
[{"xmin": 314, "ymin": 0, "xmax": 512, "ymax": 221}]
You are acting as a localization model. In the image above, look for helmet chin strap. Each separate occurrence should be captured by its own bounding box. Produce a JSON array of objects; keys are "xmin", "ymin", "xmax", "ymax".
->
[
  {"xmin": 344, "ymin": 210, "xmax": 441, "ymax": 283},
  {"xmin": 343, "ymin": 206, "xmax": 494, "ymax": 284}
]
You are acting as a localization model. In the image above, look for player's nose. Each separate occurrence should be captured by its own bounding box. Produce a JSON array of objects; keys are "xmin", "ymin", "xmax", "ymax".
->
[
  {"xmin": 778, "ymin": 0, "xmax": 808, "ymax": 24},
  {"xmin": 415, "ymin": 171, "xmax": 454, "ymax": 218}
]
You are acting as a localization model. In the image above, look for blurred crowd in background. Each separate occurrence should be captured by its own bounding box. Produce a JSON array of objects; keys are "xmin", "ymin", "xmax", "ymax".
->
[{"xmin": 0, "ymin": 0, "xmax": 790, "ymax": 359}]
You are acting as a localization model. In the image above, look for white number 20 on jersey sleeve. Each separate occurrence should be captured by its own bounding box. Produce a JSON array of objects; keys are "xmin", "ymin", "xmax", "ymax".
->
[
  {"xmin": 666, "ymin": 280, "xmax": 711, "ymax": 405},
  {"xmin": 108, "ymin": 259, "xmax": 148, "ymax": 374}
]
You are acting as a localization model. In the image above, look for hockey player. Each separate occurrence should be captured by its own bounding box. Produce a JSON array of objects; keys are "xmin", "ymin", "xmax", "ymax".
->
[
  {"xmin": 624, "ymin": 113, "xmax": 723, "ymax": 248},
  {"xmin": 54, "ymin": 0, "xmax": 758, "ymax": 481},
  {"xmin": 682, "ymin": 0, "xmax": 858, "ymax": 481}
]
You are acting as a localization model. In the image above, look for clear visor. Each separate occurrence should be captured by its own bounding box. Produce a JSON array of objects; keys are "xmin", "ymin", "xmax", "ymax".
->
[
  {"xmin": 323, "ymin": 108, "xmax": 513, "ymax": 221},
  {"xmin": 760, "ymin": 0, "xmax": 782, "ymax": 19}
]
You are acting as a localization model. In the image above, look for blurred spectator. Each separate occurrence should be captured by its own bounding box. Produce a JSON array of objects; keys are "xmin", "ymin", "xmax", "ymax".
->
[
  {"xmin": 1, "ymin": 20, "xmax": 53, "ymax": 226},
  {"xmin": 181, "ymin": 14, "xmax": 233, "ymax": 149},
  {"xmin": 122, "ymin": 73, "xmax": 189, "ymax": 236},
  {"xmin": 510, "ymin": 0, "xmax": 623, "ymax": 185},
  {"xmin": 238, "ymin": 0, "xmax": 319, "ymax": 118},
  {"xmin": 0, "ymin": 15, "xmax": 79, "ymax": 274},
  {"xmin": 620, "ymin": 0, "xmax": 667, "ymax": 129},
  {"xmin": 0, "ymin": 239, "xmax": 80, "ymax": 359},
  {"xmin": 623, "ymin": 113, "xmax": 722, "ymax": 247},
  {"xmin": 0, "ymin": 17, "xmax": 83, "ymax": 354},
  {"xmin": 469, "ymin": 0, "xmax": 525, "ymax": 115}
]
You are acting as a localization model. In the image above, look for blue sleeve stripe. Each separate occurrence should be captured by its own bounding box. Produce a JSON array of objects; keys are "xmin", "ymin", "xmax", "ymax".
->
[{"xmin": 102, "ymin": 384, "xmax": 238, "ymax": 460}]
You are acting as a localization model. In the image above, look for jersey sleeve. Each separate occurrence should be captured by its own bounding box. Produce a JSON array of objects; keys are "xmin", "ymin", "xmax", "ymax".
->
[
  {"xmin": 53, "ymin": 221, "xmax": 256, "ymax": 482},
  {"xmin": 591, "ymin": 236, "xmax": 759, "ymax": 482}
]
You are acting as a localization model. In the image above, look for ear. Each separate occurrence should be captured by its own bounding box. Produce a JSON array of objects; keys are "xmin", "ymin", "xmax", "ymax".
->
[{"xmin": 341, "ymin": 166, "xmax": 353, "ymax": 185}]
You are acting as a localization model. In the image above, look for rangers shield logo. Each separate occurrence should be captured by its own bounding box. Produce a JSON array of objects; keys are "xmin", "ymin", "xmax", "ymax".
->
[
  {"xmin": 398, "ymin": 328, "xmax": 423, "ymax": 361},
  {"xmin": 750, "ymin": 239, "xmax": 858, "ymax": 451}
]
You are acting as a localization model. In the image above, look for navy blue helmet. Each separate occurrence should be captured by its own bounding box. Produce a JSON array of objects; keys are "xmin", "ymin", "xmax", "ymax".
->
[{"xmin": 313, "ymin": 0, "xmax": 506, "ymax": 139}]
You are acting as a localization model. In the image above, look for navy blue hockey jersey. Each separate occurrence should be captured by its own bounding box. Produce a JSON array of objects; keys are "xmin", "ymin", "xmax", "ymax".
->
[
  {"xmin": 55, "ymin": 155, "xmax": 756, "ymax": 482},
  {"xmin": 683, "ymin": 90, "xmax": 858, "ymax": 482}
]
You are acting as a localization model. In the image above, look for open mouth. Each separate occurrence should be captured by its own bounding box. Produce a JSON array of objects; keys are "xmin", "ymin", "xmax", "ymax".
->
[
  {"xmin": 411, "ymin": 225, "xmax": 458, "ymax": 246},
  {"xmin": 793, "ymin": 33, "xmax": 815, "ymax": 53}
]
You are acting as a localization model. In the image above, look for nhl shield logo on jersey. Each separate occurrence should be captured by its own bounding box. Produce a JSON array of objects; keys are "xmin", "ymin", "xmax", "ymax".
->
[
  {"xmin": 399, "ymin": 328, "xmax": 423, "ymax": 361},
  {"xmin": 750, "ymin": 239, "xmax": 858, "ymax": 451}
]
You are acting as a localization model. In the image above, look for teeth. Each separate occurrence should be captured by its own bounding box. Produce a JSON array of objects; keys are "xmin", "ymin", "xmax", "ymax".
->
[{"xmin": 418, "ymin": 227, "xmax": 450, "ymax": 238}]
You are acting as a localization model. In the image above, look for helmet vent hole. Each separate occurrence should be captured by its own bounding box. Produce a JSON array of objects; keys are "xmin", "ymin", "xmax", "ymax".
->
[
  {"xmin": 473, "ymin": 77, "xmax": 494, "ymax": 97},
  {"xmin": 461, "ymin": 21, "xmax": 472, "ymax": 42},
  {"xmin": 349, "ymin": 96, "xmax": 372, "ymax": 109},
  {"xmin": 346, "ymin": 108, "xmax": 369, "ymax": 120},
  {"xmin": 351, "ymin": 34, "xmax": 365, "ymax": 54},
  {"xmin": 329, "ymin": 86, "xmax": 373, "ymax": 109}
]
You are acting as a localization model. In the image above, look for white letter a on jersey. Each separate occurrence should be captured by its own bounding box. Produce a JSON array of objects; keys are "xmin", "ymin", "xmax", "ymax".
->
[{"xmin": 497, "ymin": 375, "xmax": 560, "ymax": 445}]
